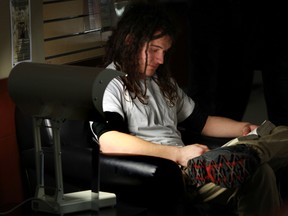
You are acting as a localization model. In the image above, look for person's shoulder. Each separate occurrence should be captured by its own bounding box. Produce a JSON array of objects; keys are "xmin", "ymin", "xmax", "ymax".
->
[
  {"xmin": 105, "ymin": 63, "xmax": 124, "ymax": 87},
  {"xmin": 106, "ymin": 76, "xmax": 124, "ymax": 93}
]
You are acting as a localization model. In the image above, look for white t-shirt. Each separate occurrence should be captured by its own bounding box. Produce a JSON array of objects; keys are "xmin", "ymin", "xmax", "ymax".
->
[{"xmin": 102, "ymin": 65, "xmax": 196, "ymax": 146}]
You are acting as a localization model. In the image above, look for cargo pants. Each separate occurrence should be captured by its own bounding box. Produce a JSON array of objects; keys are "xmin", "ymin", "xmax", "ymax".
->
[{"xmin": 194, "ymin": 121, "xmax": 288, "ymax": 215}]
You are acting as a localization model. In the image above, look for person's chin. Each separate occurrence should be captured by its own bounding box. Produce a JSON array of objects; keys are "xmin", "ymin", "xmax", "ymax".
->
[
  {"xmin": 146, "ymin": 71, "xmax": 155, "ymax": 77},
  {"xmin": 146, "ymin": 68, "xmax": 156, "ymax": 75}
]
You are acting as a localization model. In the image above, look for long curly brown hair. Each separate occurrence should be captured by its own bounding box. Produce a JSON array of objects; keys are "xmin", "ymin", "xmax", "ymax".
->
[{"xmin": 103, "ymin": 2, "xmax": 178, "ymax": 106}]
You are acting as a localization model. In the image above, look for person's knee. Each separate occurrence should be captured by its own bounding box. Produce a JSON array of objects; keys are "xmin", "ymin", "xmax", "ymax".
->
[
  {"xmin": 237, "ymin": 164, "xmax": 280, "ymax": 215},
  {"xmin": 252, "ymin": 163, "xmax": 276, "ymax": 184},
  {"xmin": 239, "ymin": 164, "xmax": 278, "ymax": 200}
]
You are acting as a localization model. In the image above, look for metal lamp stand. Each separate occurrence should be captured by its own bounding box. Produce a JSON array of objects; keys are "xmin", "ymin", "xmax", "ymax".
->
[{"xmin": 31, "ymin": 118, "xmax": 115, "ymax": 215}]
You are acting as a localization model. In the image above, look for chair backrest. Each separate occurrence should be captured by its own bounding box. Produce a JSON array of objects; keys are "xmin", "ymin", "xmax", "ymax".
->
[
  {"xmin": 15, "ymin": 107, "xmax": 53, "ymax": 151},
  {"xmin": 15, "ymin": 107, "xmax": 95, "ymax": 152},
  {"xmin": 60, "ymin": 119, "xmax": 94, "ymax": 149}
]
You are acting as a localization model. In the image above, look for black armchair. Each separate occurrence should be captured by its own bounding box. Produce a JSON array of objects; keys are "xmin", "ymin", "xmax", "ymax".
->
[{"xmin": 15, "ymin": 107, "xmax": 200, "ymax": 216}]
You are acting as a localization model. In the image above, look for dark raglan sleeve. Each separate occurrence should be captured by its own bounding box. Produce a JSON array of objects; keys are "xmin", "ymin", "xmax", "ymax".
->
[
  {"xmin": 91, "ymin": 111, "xmax": 129, "ymax": 139},
  {"xmin": 178, "ymin": 103, "xmax": 208, "ymax": 134}
]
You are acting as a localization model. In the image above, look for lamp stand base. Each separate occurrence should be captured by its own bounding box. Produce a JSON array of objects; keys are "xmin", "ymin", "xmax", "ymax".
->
[{"xmin": 32, "ymin": 190, "xmax": 116, "ymax": 215}]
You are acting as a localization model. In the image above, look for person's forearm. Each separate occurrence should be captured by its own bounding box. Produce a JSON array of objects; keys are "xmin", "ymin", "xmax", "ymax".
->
[
  {"xmin": 99, "ymin": 130, "xmax": 181, "ymax": 162},
  {"xmin": 202, "ymin": 116, "xmax": 252, "ymax": 138}
]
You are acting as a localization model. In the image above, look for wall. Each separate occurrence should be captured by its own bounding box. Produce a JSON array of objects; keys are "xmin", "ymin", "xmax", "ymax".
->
[
  {"xmin": 0, "ymin": 0, "xmax": 44, "ymax": 208},
  {"xmin": 0, "ymin": 0, "xmax": 21, "ymax": 208},
  {"xmin": 42, "ymin": 0, "xmax": 108, "ymax": 64},
  {"xmin": 0, "ymin": 80, "xmax": 23, "ymax": 208},
  {"xmin": 0, "ymin": 0, "xmax": 44, "ymax": 79},
  {"xmin": 0, "ymin": 0, "xmax": 13, "ymax": 80}
]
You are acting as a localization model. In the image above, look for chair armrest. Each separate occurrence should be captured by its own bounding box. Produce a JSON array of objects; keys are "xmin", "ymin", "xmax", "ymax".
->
[
  {"xmin": 99, "ymin": 154, "xmax": 186, "ymax": 206},
  {"xmin": 99, "ymin": 154, "xmax": 183, "ymax": 186},
  {"xmin": 22, "ymin": 148, "xmax": 185, "ymax": 196},
  {"xmin": 21, "ymin": 147, "xmax": 187, "ymax": 209}
]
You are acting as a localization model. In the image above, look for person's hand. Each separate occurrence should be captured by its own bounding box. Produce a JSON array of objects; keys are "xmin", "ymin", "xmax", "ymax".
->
[
  {"xmin": 242, "ymin": 123, "xmax": 258, "ymax": 136},
  {"xmin": 177, "ymin": 144, "xmax": 210, "ymax": 167}
]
